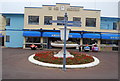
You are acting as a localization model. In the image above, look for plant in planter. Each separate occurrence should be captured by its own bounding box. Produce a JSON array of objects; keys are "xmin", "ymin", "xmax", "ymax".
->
[{"xmin": 33, "ymin": 50, "xmax": 94, "ymax": 65}]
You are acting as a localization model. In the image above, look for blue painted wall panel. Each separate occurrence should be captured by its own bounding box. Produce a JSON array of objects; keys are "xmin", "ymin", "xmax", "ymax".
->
[
  {"xmin": 100, "ymin": 17, "xmax": 119, "ymax": 30},
  {"xmin": 5, "ymin": 31, "xmax": 24, "ymax": 47},
  {"xmin": 3, "ymin": 14, "xmax": 24, "ymax": 47},
  {"xmin": 5, "ymin": 14, "xmax": 24, "ymax": 30}
]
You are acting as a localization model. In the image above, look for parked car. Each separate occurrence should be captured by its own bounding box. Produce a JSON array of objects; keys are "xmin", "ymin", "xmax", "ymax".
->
[
  {"xmin": 92, "ymin": 44, "xmax": 99, "ymax": 52},
  {"xmin": 84, "ymin": 44, "xmax": 90, "ymax": 52}
]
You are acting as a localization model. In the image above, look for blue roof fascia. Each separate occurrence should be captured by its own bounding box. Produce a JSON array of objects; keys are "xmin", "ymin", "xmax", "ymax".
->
[
  {"xmin": 25, "ymin": 7, "xmax": 42, "ymax": 8},
  {"xmin": 83, "ymin": 9, "xmax": 101, "ymax": 11},
  {"xmin": 42, "ymin": 5, "xmax": 55, "ymax": 6},
  {"xmin": 101, "ymin": 17, "xmax": 120, "ymax": 20},
  {"xmin": 2, "ymin": 13, "xmax": 24, "ymax": 16},
  {"xmin": 70, "ymin": 6, "xmax": 83, "ymax": 8},
  {"xmin": 56, "ymin": 3, "xmax": 70, "ymax": 5}
]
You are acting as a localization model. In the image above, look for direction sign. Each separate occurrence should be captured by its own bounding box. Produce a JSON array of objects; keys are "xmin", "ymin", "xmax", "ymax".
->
[
  {"xmin": 50, "ymin": 20, "xmax": 81, "ymax": 27},
  {"xmin": 50, "ymin": 20, "xmax": 81, "ymax": 24}
]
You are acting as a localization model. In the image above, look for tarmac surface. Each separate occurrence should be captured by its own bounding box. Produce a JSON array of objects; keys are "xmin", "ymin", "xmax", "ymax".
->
[{"xmin": 2, "ymin": 48, "xmax": 118, "ymax": 79}]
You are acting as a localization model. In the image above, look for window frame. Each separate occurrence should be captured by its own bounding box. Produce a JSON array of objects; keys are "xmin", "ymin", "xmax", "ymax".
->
[
  {"xmin": 6, "ymin": 35, "xmax": 10, "ymax": 42},
  {"xmin": 44, "ymin": 16, "xmax": 52, "ymax": 25},
  {"xmin": 113, "ymin": 22, "xmax": 117, "ymax": 30},
  {"xmin": 73, "ymin": 17, "xmax": 81, "ymax": 27},
  {"xmin": 28, "ymin": 16, "xmax": 39, "ymax": 25},
  {"xmin": 25, "ymin": 37, "xmax": 40, "ymax": 43},
  {"xmin": 6, "ymin": 18, "xmax": 10, "ymax": 26},
  {"xmin": 57, "ymin": 16, "xmax": 64, "ymax": 25},
  {"xmin": 86, "ymin": 18, "xmax": 96, "ymax": 27}
]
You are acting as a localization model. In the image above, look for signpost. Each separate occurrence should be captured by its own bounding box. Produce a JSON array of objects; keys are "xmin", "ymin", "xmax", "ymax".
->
[{"xmin": 50, "ymin": 13, "xmax": 81, "ymax": 71}]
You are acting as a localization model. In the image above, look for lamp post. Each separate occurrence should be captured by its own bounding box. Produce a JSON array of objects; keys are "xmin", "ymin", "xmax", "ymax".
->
[{"xmin": 63, "ymin": 13, "xmax": 68, "ymax": 71}]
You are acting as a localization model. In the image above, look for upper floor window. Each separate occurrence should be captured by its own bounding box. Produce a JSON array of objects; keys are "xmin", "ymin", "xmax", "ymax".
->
[
  {"xmin": 44, "ymin": 16, "xmax": 52, "ymax": 25},
  {"xmin": 6, "ymin": 18, "xmax": 10, "ymax": 26},
  {"xmin": 28, "ymin": 16, "xmax": 39, "ymax": 25},
  {"xmin": 73, "ymin": 17, "xmax": 81, "ymax": 27},
  {"xmin": 86, "ymin": 18, "xmax": 96, "ymax": 27},
  {"xmin": 57, "ymin": 17, "xmax": 64, "ymax": 25},
  {"xmin": 113, "ymin": 22, "xmax": 117, "ymax": 30}
]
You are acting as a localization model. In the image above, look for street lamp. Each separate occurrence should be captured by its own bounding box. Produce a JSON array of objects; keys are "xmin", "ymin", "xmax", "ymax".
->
[{"xmin": 62, "ymin": 13, "xmax": 68, "ymax": 71}]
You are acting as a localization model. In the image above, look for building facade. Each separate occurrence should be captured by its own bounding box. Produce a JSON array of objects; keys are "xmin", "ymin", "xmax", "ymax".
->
[
  {"xmin": 2, "ymin": 13, "xmax": 24, "ymax": 47},
  {"xmin": 0, "ymin": 14, "xmax": 6, "ymax": 46},
  {"xmin": 2, "ymin": 3, "xmax": 120, "ymax": 51}
]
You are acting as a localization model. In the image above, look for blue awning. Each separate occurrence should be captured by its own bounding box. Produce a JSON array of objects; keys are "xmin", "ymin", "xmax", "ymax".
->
[
  {"xmin": 101, "ymin": 34, "xmax": 120, "ymax": 40},
  {"xmin": 42, "ymin": 32, "xmax": 81, "ymax": 38},
  {"xmin": 23, "ymin": 31, "xmax": 41, "ymax": 37},
  {"xmin": 83, "ymin": 33, "xmax": 100, "ymax": 39},
  {"xmin": 42, "ymin": 32, "xmax": 60, "ymax": 38},
  {"xmin": 69, "ymin": 33, "xmax": 81, "ymax": 38}
]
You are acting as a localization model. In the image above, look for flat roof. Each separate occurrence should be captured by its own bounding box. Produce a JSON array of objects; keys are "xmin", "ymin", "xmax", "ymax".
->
[{"xmin": 1, "ymin": 12, "xmax": 24, "ymax": 15}]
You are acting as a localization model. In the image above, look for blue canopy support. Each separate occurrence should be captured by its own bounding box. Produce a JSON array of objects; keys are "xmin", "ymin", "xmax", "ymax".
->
[
  {"xmin": 83, "ymin": 33, "xmax": 100, "ymax": 39},
  {"xmin": 23, "ymin": 31, "xmax": 41, "ymax": 37},
  {"xmin": 101, "ymin": 34, "xmax": 120, "ymax": 40}
]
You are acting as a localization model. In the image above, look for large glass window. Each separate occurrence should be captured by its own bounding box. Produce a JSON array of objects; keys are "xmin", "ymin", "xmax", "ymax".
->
[
  {"xmin": 113, "ymin": 22, "xmax": 117, "ymax": 30},
  {"xmin": 73, "ymin": 17, "xmax": 81, "ymax": 27},
  {"xmin": 44, "ymin": 16, "xmax": 52, "ymax": 25},
  {"xmin": 101, "ymin": 40, "xmax": 118, "ymax": 45},
  {"xmin": 6, "ymin": 18, "xmax": 10, "ymax": 26},
  {"xmin": 83, "ymin": 38, "xmax": 98, "ymax": 45},
  {"xmin": 28, "ymin": 16, "xmax": 39, "ymax": 25},
  {"xmin": 86, "ymin": 18, "xmax": 96, "ymax": 27},
  {"xmin": 6, "ymin": 35, "xmax": 10, "ymax": 42},
  {"xmin": 43, "ymin": 37, "xmax": 48, "ymax": 43},
  {"xmin": 25, "ymin": 37, "xmax": 40, "ymax": 43},
  {"xmin": 57, "ymin": 17, "xmax": 64, "ymax": 25}
]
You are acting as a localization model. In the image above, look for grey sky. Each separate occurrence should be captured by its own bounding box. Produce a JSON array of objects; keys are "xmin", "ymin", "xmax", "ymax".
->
[{"xmin": 0, "ymin": 0, "xmax": 119, "ymax": 17}]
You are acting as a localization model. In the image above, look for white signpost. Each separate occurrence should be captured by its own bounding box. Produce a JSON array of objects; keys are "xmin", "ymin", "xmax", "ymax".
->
[{"xmin": 50, "ymin": 13, "xmax": 81, "ymax": 71}]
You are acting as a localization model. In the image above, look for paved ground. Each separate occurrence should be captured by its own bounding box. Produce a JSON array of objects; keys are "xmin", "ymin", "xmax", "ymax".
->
[{"xmin": 2, "ymin": 48, "xmax": 118, "ymax": 79}]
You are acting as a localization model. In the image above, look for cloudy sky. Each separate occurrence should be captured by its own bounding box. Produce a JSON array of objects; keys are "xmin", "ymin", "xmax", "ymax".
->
[{"xmin": 0, "ymin": 0, "xmax": 119, "ymax": 17}]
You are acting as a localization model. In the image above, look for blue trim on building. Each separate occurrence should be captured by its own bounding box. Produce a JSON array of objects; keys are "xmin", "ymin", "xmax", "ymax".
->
[
  {"xmin": 83, "ymin": 33, "xmax": 100, "ymax": 39},
  {"xmin": 2, "ymin": 13, "xmax": 24, "ymax": 15},
  {"xmin": 42, "ymin": 5, "xmax": 55, "ymax": 6},
  {"xmin": 101, "ymin": 17, "xmax": 120, "ymax": 20},
  {"xmin": 25, "ymin": 7, "xmax": 42, "ymax": 8},
  {"xmin": 70, "ymin": 6, "xmax": 83, "ymax": 8},
  {"xmin": 23, "ymin": 31, "xmax": 41, "ymax": 37},
  {"xmin": 83, "ymin": 9, "xmax": 101, "ymax": 11}
]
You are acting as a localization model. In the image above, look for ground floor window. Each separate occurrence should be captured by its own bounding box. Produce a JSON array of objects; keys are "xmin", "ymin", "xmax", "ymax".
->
[
  {"xmin": 100, "ymin": 39, "xmax": 119, "ymax": 51},
  {"xmin": 25, "ymin": 37, "xmax": 41, "ymax": 48},
  {"xmin": 101, "ymin": 39, "xmax": 118, "ymax": 45},
  {"xmin": 6, "ymin": 35, "xmax": 10, "ymax": 42},
  {"xmin": 83, "ymin": 38, "xmax": 98, "ymax": 45},
  {"xmin": 25, "ymin": 37, "xmax": 40, "ymax": 43}
]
